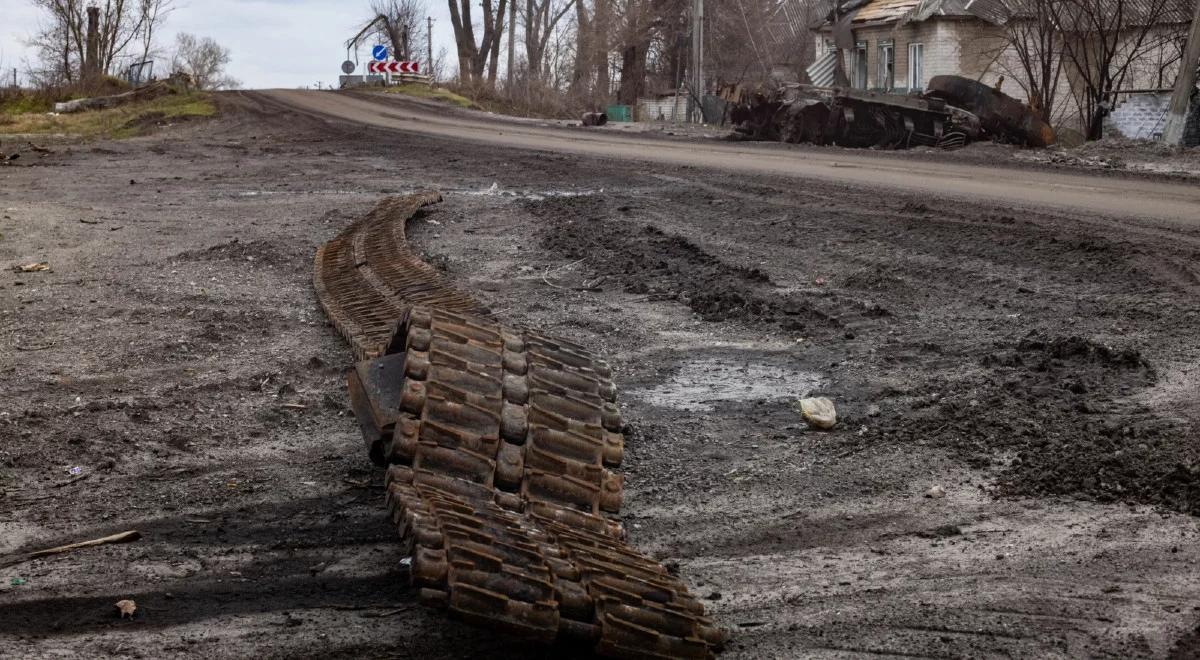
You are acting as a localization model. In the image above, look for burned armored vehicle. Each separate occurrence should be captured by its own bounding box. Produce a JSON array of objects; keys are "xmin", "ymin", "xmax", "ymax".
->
[{"xmin": 728, "ymin": 75, "xmax": 1055, "ymax": 150}]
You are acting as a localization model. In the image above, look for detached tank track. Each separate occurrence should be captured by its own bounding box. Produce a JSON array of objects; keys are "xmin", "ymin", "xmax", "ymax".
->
[
  {"xmin": 315, "ymin": 193, "xmax": 724, "ymax": 658},
  {"xmin": 313, "ymin": 191, "xmax": 487, "ymax": 361}
]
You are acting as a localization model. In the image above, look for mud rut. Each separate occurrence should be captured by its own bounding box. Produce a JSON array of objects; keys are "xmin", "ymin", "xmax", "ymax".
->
[
  {"xmin": 4, "ymin": 93, "xmax": 1199, "ymax": 658},
  {"xmin": 529, "ymin": 192, "xmax": 1200, "ymax": 516},
  {"xmin": 314, "ymin": 194, "xmax": 724, "ymax": 658}
]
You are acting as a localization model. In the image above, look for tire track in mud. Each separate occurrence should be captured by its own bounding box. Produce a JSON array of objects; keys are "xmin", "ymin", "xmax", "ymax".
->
[
  {"xmin": 531, "ymin": 196, "xmax": 888, "ymax": 337},
  {"xmin": 530, "ymin": 191, "xmax": 1200, "ymax": 516}
]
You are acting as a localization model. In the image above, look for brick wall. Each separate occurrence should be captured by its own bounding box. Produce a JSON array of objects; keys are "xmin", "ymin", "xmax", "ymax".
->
[
  {"xmin": 1107, "ymin": 92, "xmax": 1172, "ymax": 140},
  {"xmin": 833, "ymin": 19, "xmax": 1007, "ymax": 94},
  {"xmin": 1108, "ymin": 91, "xmax": 1200, "ymax": 146}
]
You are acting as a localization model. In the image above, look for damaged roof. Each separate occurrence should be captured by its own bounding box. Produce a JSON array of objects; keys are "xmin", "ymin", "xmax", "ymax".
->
[
  {"xmin": 829, "ymin": 0, "xmax": 1194, "ymax": 26},
  {"xmin": 908, "ymin": 0, "xmax": 1012, "ymax": 24},
  {"xmin": 851, "ymin": 0, "xmax": 921, "ymax": 22},
  {"xmin": 830, "ymin": 0, "xmax": 1007, "ymax": 24}
]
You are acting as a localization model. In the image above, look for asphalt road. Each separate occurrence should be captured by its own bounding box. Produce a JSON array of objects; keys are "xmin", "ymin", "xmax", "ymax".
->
[{"xmin": 259, "ymin": 89, "xmax": 1200, "ymax": 225}]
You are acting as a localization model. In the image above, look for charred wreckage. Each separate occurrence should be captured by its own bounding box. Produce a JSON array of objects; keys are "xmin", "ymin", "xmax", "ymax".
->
[{"xmin": 727, "ymin": 75, "xmax": 1056, "ymax": 150}]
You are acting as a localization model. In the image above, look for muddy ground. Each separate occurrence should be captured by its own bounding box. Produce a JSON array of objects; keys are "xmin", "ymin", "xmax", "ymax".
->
[{"xmin": 2, "ymin": 92, "xmax": 1199, "ymax": 659}]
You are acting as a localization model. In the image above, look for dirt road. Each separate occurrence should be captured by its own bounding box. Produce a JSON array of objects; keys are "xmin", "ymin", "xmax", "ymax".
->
[
  {"xmin": 2, "ymin": 92, "xmax": 1198, "ymax": 659},
  {"xmin": 261, "ymin": 89, "xmax": 1200, "ymax": 225}
]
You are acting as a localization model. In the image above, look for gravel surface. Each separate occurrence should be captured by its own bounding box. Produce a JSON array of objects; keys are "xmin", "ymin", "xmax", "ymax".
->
[{"xmin": 1, "ymin": 92, "xmax": 1198, "ymax": 658}]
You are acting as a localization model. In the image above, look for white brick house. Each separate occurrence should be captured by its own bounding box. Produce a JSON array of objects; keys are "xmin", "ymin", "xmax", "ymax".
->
[{"xmin": 811, "ymin": 0, "xmax": 1195, "ymax": 133}]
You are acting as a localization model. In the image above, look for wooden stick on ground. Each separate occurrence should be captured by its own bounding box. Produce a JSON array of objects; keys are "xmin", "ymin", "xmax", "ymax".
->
[{"xmin": 0, "ymin": 530, "xmax": 141, "ymax": 568}]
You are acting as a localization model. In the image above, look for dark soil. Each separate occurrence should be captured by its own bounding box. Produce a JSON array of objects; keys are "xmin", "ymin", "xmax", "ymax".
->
[
  {"xmin": 2, "ymin": 90, "xmax": 1198, "ymax": 659},
  {"xmin": 535, "ymin": 200, "xmax": 837, "ymax": 332},
  {"xmin": 530, "ymin": 190, "xmax": 1200, "ymax": 516}
]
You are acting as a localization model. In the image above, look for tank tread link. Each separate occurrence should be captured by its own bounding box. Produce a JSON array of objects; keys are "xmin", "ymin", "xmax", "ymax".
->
[
  {"xmin": 313, "ymin": 191, "xmax": 487, "ymax": 362},
  {"xmin": 315, "ymin": 193, "xmax": 725, "ymax": 658}
]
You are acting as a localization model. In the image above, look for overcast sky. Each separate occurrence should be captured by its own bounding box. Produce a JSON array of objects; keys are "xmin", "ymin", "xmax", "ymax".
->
[{"xmin": 0, "ymin": 0, "xmax": 463, "ymax": 89}]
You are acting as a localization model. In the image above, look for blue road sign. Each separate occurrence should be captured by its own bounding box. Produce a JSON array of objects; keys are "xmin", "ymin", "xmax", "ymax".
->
[{"xmin": 372, "ymin": 45, "xmax": 389, "ymax": 62}]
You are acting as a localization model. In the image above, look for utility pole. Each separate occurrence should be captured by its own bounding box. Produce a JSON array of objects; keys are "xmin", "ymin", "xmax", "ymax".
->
[
  {"xmin": 1163, "ymin": 0, "xmax": 1200, "ymax": 145},
  {"xmin": 506, "ymin": 0, "xmax": 516, "ymax": 89},
  {"xmin": 690, "ymin": 0, "xmax": 703, "ymax": 123},
  {"xmin": 427, "ymin": 17, "xmax": 434, "ymax": 80}
]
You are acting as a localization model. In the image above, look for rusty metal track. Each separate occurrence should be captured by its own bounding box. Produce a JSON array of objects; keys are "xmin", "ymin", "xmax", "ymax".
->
[
  {"xmin": 313, "ymin": 191, "xmax": 488, "ymax": 362},
  {"xmin": 316, "ymin": 193, "xmax": 725, "ymax": 658}
]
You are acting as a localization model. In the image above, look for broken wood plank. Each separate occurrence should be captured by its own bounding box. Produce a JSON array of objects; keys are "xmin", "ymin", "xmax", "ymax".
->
[{"xmin": 0, "ymin": 530, "xmax": 142, "ymax": 568}]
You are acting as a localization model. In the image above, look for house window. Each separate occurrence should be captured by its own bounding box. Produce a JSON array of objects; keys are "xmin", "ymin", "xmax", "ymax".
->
[
  {"xmin": 853, "ymin": 42, "xmax": 868, "ymax": 89},
  {"xmin": 908, "ymin": 43, "xmax": 925, "ymax": 91},
  {"xmin": 878, "ymin": 41, "xmax": 895, "ymax": 91}
]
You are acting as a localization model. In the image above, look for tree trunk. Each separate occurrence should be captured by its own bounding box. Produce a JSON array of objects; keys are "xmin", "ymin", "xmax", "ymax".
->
[
  {"xmin": 617, "ymin": 42, "xmax": 648, "ymax": 104},
  {"xmin": 447, "ymin": 0, "xmax": 478, "ymax": 82},
  {"xmin": 487, "ymin": 0, "xmax": 508, "ymax": 86},
  {"xmin": 593, "ymin": 0, "xmax": 610, "ymax": 102},
  {"xmin": 571, "ymin": 0, "xmax": 591, "ymax": 94}
]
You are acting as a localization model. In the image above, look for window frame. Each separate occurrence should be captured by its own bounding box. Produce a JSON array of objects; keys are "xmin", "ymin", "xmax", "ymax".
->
[
  {"xmin": 852, "ymin": 41, "xmax": 868, "ymax": 89},
  {"xmin": 878, "ymin": 41, "xmax": 895, "ymax": 92},
  {"xmin": 908, "ymin": 42, "xmax": 925, "ymax": 91}
]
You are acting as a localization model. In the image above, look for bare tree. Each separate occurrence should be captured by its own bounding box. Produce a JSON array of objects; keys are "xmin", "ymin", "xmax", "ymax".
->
[
  {"xmin": 524, "ymin": 0, "xmax": 576, "ymax": 80},
  {"xmin": 614, "ymin": 0, "xmax": 673, "ymax": 104},
  {"xmin": 1050, "ymin": 0, "xmax": 1189, "ymax": 139},
  {"xmin": 978, "ymin": 0, "xmax": 1067, "ymax": 125},
  {"xmin": 171, "ymin": 33, "xmax": 238, "ymax": 90},
  {"xmin": 429, "ymin": 45, "xmax": 450, "ymax": 82},
  {"xmin": 447, "ymin": 0, "xmax": 509, "ymax": 86},
  {"xmin": 28, "ymin": 0, "xmax": 172, "ymax": 86},
  {"xmin": 349, "ymin": 0, "xmax": 427, "ymax": 63},
  {"xmin": 569, "ymin": 0, "xmax": 617, "ymax": 102},
  {"xmin": 26, "ymin": 3, "xmax": 81, "ymax": 86},
  {"xmin": 136, "ymin": 0, "xmax": 174, "ymax": 67}
]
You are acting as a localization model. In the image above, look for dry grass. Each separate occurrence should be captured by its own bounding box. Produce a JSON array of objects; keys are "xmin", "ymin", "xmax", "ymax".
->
[
  {"xmin": 0, "ymin": 91, "xmax": 216, "ymax": 138},
  {"xmin": 376, "ymin": 84, "xmax": 480, "ymax": 109},
  {"xmin": 374, "ymin": 81, "xmax": 584, "ymax": 120}
]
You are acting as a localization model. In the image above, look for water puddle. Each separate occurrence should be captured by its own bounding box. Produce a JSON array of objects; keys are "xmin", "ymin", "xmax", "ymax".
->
[
  {"xmin": 632, "ymin": 354, "xmax": 823, "ymax": 412},
  {"xmin": 451, "ymin": 182, "xmax": 601, "ymax": 201},
  {"xmin": 233, "ymin": 190, "xmax": 369, "ymax": 197}
]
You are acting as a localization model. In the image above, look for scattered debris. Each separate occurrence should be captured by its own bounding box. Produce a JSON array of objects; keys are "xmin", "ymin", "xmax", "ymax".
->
[
  {"xmin": 52, "ymin": 471, "xmax": 90, "ymax": 488},
  {"xmin": 581, "ymin": 112, "xmax": 608, "ymax": 127},
  {"xmin": 14, "ymin": 343, "xmax": 55, "ymax": 352},
  {"xmin": 0, "ymin": 530, "xmax": 142, "ymax": 568},
  {"xmin": 925, "ymin": 485, "xmax": 947, "ymax": 499},
  {"xmin": 917, "ymin": 524, "xmax": 962, "ymax": 538},
  {"xmin": 361, "ymin": 605, "xmax": 416, "ymax": 618},
  {"xmin": 115, "ymin": 599, "xmax": 137, "ymax": 618},
  {"xmin": 53, "ymin": 74, "xmax": 189, "ymax": 113},
  {"xmin": 798, "ymin": 397, "xmax": 837, "ymax": 429}
]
